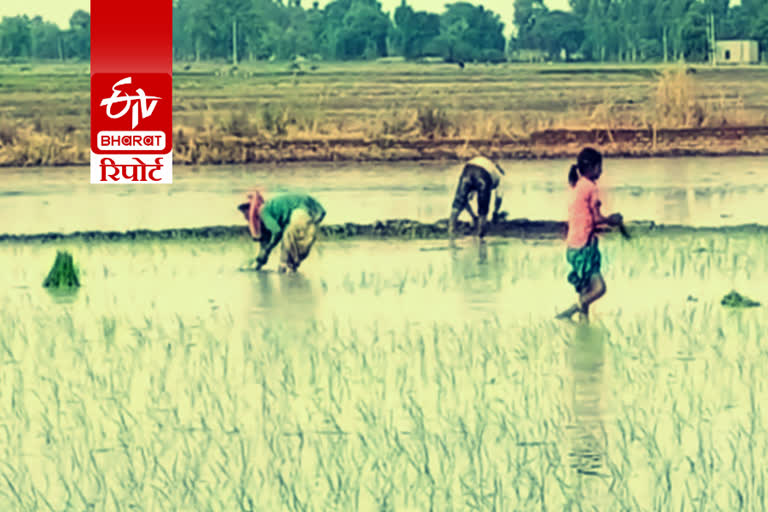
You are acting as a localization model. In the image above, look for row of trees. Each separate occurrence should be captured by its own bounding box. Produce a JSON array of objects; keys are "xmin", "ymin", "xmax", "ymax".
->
[
  {"xmin": 513, "ymin": 0, "xmax": 768, "ymax": 62},
  {"xmin": 2, "ymin": 0, "xmax": 768, "ymax": 63},
  {"xmin": 171, "ymin": 0, "xmax": 505, "ymax": 63},
  {"xmin": 0, "ymin": 0, "xmax": 505, "ymax": 63},
  {"xmin": 0, "ymin": 10, "xmax": 89, "ymax": 61}
]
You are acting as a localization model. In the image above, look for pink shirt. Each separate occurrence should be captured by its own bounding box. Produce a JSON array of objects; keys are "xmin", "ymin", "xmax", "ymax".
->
[{"xmin": 566, "ymin": 177, "xmax": 600, "ymax": 248}]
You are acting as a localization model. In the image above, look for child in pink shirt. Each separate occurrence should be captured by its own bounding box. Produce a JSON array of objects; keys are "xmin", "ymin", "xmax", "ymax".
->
[{"xmin": 556, "ymin": 148, "xmax": 623, "ymax": 322}]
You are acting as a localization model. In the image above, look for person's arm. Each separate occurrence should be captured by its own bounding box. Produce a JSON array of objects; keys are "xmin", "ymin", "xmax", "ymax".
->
[
  {"xmin": 254, "ymin": 211, "xmax": 283, "ymax": 269},
  {"xmin": 591, "ymin": 190, "xmax": 622, "ymax": 227},
  {"xmin": 466, "ymin": 192, "xmax": 478, "ymax": 222},
  {"xmin": 466, "ymin": 203, "xmax": 478, "ymax": 222},
  {"xmin": 247, "ymin": 199, "xmax": 260, "ymax": 240},
  {"xmin": 492, "ymin": 188, "xmax": 503, "ymax": 221}
]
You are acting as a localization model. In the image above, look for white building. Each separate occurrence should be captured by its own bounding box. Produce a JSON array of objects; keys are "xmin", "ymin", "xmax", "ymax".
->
[{"xmin": 715, "ymin": 40, "xmax": 759, "ymax": 64}]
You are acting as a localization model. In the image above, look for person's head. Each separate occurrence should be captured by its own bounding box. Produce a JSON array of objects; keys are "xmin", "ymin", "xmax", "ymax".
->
[{"xmin": 568, "ymin": 147, "xmax": 603, "ymax": 187}]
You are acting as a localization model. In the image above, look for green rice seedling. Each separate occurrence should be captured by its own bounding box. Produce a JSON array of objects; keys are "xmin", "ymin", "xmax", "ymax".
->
[
  {"xmin": 1, "ymin": 233, "xmax": 768, "ymax": 509},
  {"xmin": 42, "ymin": 251, "xmax": 80, "ymax": 289}
]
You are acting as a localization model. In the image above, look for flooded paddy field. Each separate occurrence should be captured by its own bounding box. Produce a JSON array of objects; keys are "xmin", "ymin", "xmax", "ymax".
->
[
  {"xmin": 3, "ymin": 155, "xmax": 768, "ymax": 236},
  {"xmin": 1, "ymin": 229, "xmax": 767, "ymax": 509}
]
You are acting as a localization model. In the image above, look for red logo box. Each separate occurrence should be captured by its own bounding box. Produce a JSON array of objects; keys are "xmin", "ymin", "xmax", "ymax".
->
[{"xmin": 91, "ymin": 72, "xmax": 172, "ymax": 155}]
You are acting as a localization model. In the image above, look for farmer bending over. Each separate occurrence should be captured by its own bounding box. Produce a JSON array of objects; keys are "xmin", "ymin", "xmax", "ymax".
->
[
  {"xmin": 448, "ymin": 156, "xmax": 506, "ymax": 239},
  {"xmin": 238, "ymin": 191, "xmax": 326, "ymax": 273}
]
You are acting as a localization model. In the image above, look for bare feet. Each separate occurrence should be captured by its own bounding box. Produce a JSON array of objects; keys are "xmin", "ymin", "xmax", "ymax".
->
[{"xmin": 556, "ymin": 304, "xmax": 581, "ymax": 321}]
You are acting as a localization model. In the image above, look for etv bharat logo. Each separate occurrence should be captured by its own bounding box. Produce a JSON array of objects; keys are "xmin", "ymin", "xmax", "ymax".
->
[
  {"xmin": 91, "ymin": 74, "xmax": 172, "ymax": 184},
  {"xmin": 99, "ymin": 77, "xmax": 162, "ymax": 129}
]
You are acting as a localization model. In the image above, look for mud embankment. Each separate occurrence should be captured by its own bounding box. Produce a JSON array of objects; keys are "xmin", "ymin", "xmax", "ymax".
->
[
  {"xmin": 172, "ymin": 126, "xmax": 768, "ymax": 164},
  {"xmin": 2, "ymin": 219, "xmax": 767, "ymax": 244}
]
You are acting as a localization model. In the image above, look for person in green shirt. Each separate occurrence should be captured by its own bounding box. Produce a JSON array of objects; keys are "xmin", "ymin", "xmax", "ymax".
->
[{"xmin": 238, "ymin": 191, "xmax": 326, "ymax": 272}]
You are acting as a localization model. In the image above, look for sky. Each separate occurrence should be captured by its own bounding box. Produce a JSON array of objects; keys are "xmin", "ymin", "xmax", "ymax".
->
[{"xmin": 0, "ymin": 0, "xmax": 573, "ymax": 33}]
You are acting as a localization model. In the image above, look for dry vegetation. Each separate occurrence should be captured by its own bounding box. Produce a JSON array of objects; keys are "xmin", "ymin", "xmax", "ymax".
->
[{"xmin": 1, "ymin": 61, "xmax": 768, "ymax": 166}]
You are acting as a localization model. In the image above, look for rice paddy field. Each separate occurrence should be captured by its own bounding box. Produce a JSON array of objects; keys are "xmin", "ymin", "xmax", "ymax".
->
[
  {"xmin": 4, "ymin": 61, "xmax": 768, "ymax": 166},
  {"xmin": 0, "ymin": 154, "xmax": 767, "ymax": 510},
  {"xmin": 2, "ymin": 228, "xmax": 768, "ymax": 510},
  {"xmin": 3, "ymin": 61, "xmax": 768, "ymax": 137}
]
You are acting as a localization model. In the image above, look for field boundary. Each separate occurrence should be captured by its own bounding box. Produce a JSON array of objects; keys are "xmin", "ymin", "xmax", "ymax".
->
[
  {"xmin": 3, "ymin": 219, "xmax": 768, "ymax": 244},
  {"xmin": 170, "ymin": 126, "xmax": 768, "ymax": 164}
]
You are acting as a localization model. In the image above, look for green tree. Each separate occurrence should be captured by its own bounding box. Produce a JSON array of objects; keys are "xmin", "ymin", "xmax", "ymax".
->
[
  {"xmin": 529, "ymin": 10, "xmax": 584, "ymax": 61},
  {"xmin": 568, "ymin": 0, "xmax": 590, "ymax": 17},
  {"xmin": 751, "ymin": 4, "xmax": 768, "ymax": 58},
  {"xmin": 29, "ymin": 16, "xmax": 62, "ymax": 59},
  {"xmin": 513, "ymin": 0, "xmax": 546, "ymax": 49},
  {"xmin": 392, "ymin": 1, "xmax": 440, "ymax": 59},
  {"xmin": 341, "ymin": 2, "xmax": 391, "ymax": 58},
  {"xmin": 437, "ymin": 2, "xmax": 505, "ymax": 63},
  {"xmin": 720, "ymin": 5, "xmax": 751, "ymax": 39},
  {"xmin": 64, "ymin": 9, "xmax": 90, "ymax": 60},
  {"xmin": 651, "ymin": 0, "xmax": 693, "ymax": 62},
  {"xmin": 0, "ymin": 15, "xmax": 32, "ymax": 59},
  {"xmin": 680, "ymin": 2, "xmax": 708, "ymax": 61},
  {"xmin": 581, "ymin": 0, "xmax": 610, "ymax": 61},
  {"xmin": 178, "ymin": 0, "xmax": 265, "ymax": 62},
  {"xmin": 315, "ymin": 0, "xmax": 391, "ymax": 60}
]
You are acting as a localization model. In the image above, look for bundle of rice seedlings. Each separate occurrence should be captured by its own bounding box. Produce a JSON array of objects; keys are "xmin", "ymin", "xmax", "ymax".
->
[
  {"xmin": 721, "ymin": 290, "xmax": 760, "ymax": 308},
  {"xmin": 42, "ymin": 251, "xmax": 80, "ymax": 289}
]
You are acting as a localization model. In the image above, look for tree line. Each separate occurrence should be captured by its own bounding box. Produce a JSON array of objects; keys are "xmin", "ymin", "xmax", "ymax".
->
[
  {"xmin": 514, "ymin": 0, "xmax": 768, "ymax": 62},
  {"xmin": 0, "ymin": 10, "xmax": 89, "ymax": 61},
  {"xmin": 172, "ymin": 0, "xmax": 505, "ymax": 63},
  {"xmin": 1, "ymin": 0, "xmax": 767, "ymax": 64}
]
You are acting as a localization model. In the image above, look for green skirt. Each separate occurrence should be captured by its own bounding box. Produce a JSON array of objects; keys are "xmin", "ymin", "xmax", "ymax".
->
[{"xmin": 566, "ymin": 237, "xmax": 601, "ymax": 294}]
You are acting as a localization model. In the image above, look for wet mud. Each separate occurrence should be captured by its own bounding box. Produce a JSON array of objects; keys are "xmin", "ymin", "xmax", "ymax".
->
[{"xmin": 3, "ymin": 217, "xmax": 767, "ymax": 244}]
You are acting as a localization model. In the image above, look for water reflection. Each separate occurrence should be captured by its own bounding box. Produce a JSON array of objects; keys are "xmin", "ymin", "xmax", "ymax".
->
[
  {"xmin": 477, "ymin": 239, "xmax": 489, "ymax": 265},
  {"xmin": 659, "ymin": 187, "xmax": 696, "ymax": 225},
  {"xmin": 45, "ymin": 288, "xmax": 80, "ymax": 305},
  {"xmin": 247, "ymin": 270, "xmax": 317, "ymax": 323},
  {"xmin": 280, "ymin": 272, "xmax": 314, "ymax": 300},
  {"xmin": 567, "ymin": 323, "xmax": 607, "ymax": 477},
  {"xmin": 449, "ymin": 238, "xmax": 491, "ymax": 284},
  {"xmin": 4, "ymin": 156, "xmax": 768, "ymax": 235}
]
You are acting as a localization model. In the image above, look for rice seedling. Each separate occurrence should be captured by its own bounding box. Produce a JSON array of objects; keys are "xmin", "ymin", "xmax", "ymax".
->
[
  {"xmin": 0, "ymin": 232, "xmax": 766, "ymax": 509},
  {"xmin": 42, "ymin": 250, "xmax": 80, "ymax": 289}
]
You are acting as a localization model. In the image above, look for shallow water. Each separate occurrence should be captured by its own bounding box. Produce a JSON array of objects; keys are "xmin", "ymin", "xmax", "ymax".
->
[
  {"xmin": 2, "ymin": 156, "xmax": 768, "ymax": 235},
  {"xmin": 4, "ymin": 157, "xmax": 768, "ymax": 509},
  {"xmin": 6, "ymin": 235, "xmax": 767, "ymax": 326},
  {"xmin": 3, "ymin": 235, "xmax": 768, "ymax": 509}
]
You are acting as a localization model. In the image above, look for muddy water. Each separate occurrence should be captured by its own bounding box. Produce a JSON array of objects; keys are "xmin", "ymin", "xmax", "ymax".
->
[{"xmin": 1, "ymin": 156, "xmax": 768, "ymax": 236}]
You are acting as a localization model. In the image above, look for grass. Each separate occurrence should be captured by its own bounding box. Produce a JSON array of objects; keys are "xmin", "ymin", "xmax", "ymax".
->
[
  {"xmin": 0, "ymin": 233, "xmax": 767, "ymax": 509},
  {"xmin": 2, "ymin": 61, "xmax": 768, "ymax": 165}
]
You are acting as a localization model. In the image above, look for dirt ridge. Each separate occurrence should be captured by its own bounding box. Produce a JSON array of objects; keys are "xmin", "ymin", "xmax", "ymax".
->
[
  {"xmin": 170, "ymin": 125, "xmax": 768, "ymax": 164},
  {"xmin": 3, "ymin": 219, "xmax": 767, "ymax": 244}
]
